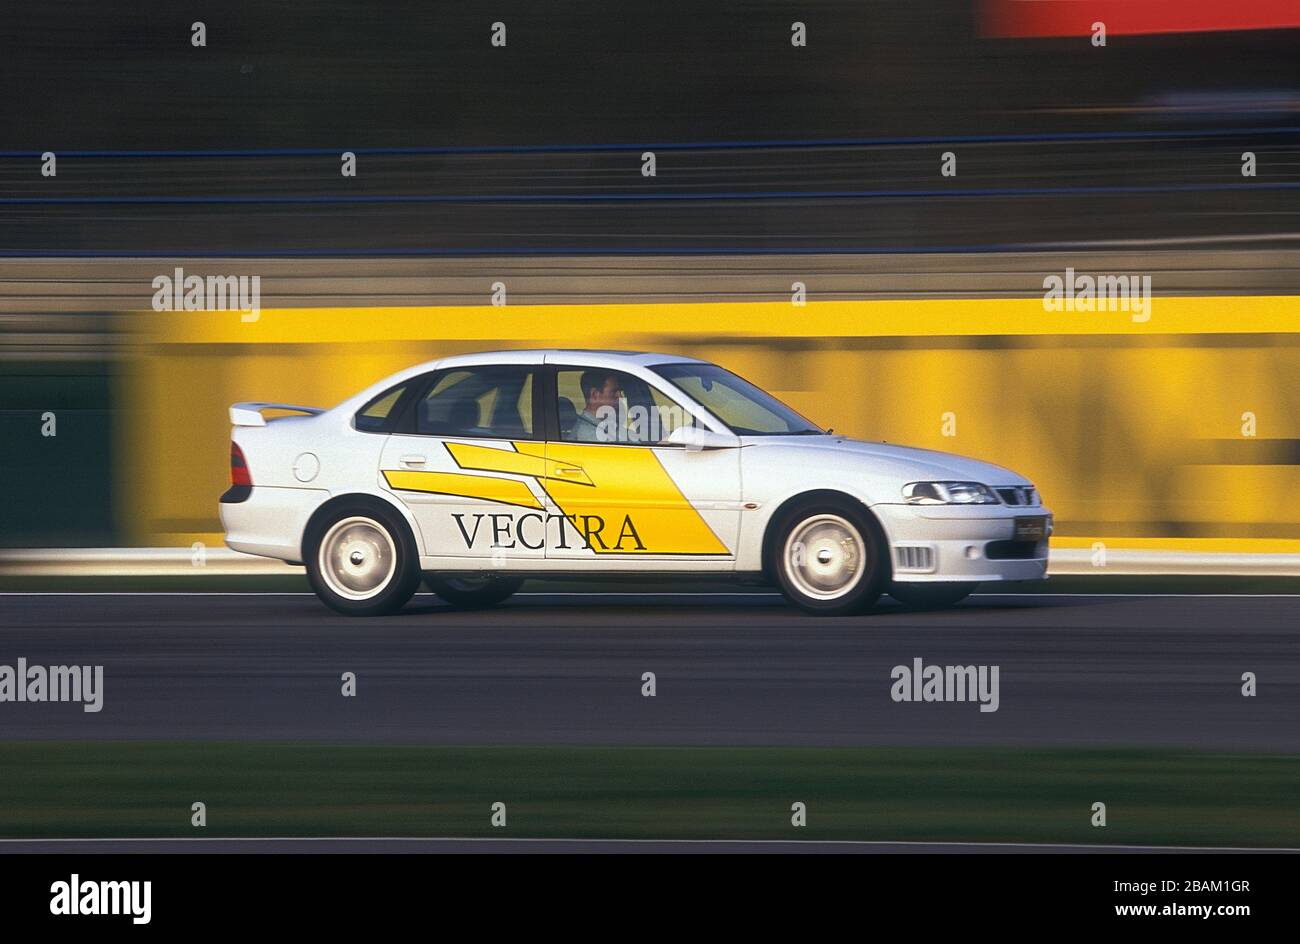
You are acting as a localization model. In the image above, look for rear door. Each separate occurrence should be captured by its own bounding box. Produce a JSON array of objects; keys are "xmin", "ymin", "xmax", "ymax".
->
[{"xmin": 380, "ymin": 363, "xmax": 548, "ymax": 562}]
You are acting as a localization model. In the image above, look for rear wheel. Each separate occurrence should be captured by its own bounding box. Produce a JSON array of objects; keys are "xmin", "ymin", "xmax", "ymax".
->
[
  {"xmin": 771, "ymin": 500, "xmax": 887, "ymax": 616},
  {"xmin": 305, "ymin": 502, "xmax": 421, "ymax": 616},
  {"xmin": 425, "ymin": 573, "xmax": 523, "ymax": 608},
  {"xmin": 888, "ymin": 582, "xmax": 976, "ymax": 610}
]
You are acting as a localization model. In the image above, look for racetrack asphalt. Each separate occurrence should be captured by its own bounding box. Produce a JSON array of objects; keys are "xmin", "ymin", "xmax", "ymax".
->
[{"xmin": 0, "ymin": 591, "xmax": 1294, "ymax": 750}]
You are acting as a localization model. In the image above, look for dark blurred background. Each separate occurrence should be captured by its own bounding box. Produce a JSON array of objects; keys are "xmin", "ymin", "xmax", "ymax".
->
[
  {"xmin": 5, "ymin": 1, "xmax": 1299, "ymax": 145},
  {"xmin": 0, "ymin": 1, "xmax": 1296, "ymax": 253}
]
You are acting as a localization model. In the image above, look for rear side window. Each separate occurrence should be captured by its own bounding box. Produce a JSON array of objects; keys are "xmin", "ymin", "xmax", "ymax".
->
[
  {"xmin": 415, "ymin": 366, "xmax": 536, "ymax": 440},
  {"xmin": 354, "ymin": 383, "xmax": 409, "ymax": 432}
]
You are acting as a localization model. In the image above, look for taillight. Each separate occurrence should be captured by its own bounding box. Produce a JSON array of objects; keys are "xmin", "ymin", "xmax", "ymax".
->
[{"xmin": 230, "ymin": 442, "xmax": 252, "ymax": 487}]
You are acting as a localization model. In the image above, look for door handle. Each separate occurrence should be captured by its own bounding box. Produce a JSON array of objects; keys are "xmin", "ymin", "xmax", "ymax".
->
[
  {"xmin": 555, "ymin": 466, "xmax": 582, "ymax": 476},
  {"xmin": 400, "ymin": 455, "xmax": 427, "ymax": 466}
]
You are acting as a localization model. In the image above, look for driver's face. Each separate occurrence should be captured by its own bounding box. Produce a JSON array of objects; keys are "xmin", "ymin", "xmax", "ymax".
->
[{"xmin": 589, "ymin": 377, "xmax": 623, "ymax": 411}]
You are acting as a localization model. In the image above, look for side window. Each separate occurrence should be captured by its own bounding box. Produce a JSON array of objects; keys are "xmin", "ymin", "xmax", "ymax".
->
[
  {"xmin": 647, "ymin": 385, "xmax": 694, "ymax": 439},
  {"xmin": 670, "ymin": 375, "xmax": 783, "ymax": 432},
  {"xmin": 354, "ymin": 382, "xmax": 409, "ymax": 432},
  {"xmin": 415, "ymin": 366, "xmax": 535, "ymax": 439},
  {"xmin": 556, "ymin": 368, "xmax": 691, "ymax": 444}
]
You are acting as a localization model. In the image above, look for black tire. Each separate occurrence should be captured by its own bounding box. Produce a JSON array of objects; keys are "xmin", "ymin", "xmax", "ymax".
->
[
  {"xmin": 425, "ymin": 573, "xmax": 523, "ymax": 608},
  {"xmin": 769, "ymin": 498, "xmax": 888, "ymax": 616},
  {"xmin": 304, "ymin": 500, "xmax": 421, "ymax": 616},
  {"xmin": 888, "ymin": 582, "xmax": 976, "ymax": 611}
]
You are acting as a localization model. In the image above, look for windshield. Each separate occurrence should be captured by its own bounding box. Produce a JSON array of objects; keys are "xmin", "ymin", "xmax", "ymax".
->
[{"xmin": 651, "ymin": 363, "xmax": 826, "ymax": 436}]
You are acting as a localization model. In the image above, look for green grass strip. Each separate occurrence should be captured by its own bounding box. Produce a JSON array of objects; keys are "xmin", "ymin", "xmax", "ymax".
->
[{"xmin": 1, "ymin": 743, "xmax": 1296, "ymax": 846}]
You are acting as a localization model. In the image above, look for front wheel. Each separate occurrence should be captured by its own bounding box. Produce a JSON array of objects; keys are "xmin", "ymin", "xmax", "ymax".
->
[
  {"xmin": 305, "ymin": 502, "xmax": 421, "ymax": 616},
  {"xmin": 425, "ymin": 573, "xmax": 523, "ymax": 608},
  {"xmin": 888, "ymin": 582, "xmax": 976, "ymax": 611},
  {"xmin": 771, "ymin": 502, "xmax": 887, "ymax": 616}
]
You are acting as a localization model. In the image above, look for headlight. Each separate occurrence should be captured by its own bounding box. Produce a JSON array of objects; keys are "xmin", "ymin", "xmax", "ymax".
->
[{"xmin": 902, "ymin": 481, "xmax": 999, "ymax": 505}]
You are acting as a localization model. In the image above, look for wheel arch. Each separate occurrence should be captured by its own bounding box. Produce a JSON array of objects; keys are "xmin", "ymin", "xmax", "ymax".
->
[
  {"xmin": 301, "ymin": 490, "xmax": 423, "ymax": 562},
  {"xmin": 760, "ymin": 489, "xmax": 892, "ymax": 584}
]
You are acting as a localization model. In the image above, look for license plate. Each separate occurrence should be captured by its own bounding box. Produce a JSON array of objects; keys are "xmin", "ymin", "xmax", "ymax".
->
[{"xmin": 1014, "ymin": 516, "xmax": 1047, "ymax": 541}]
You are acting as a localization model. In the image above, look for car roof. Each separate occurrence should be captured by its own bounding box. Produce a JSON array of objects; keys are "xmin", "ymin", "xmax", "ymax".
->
[
  {"xmin": 409, "ymin": 349, "xmax": 709, "ymax": 372},
  {"xmin": 337, "ymin": 349, "xmax": 713, "ymax": 416}
]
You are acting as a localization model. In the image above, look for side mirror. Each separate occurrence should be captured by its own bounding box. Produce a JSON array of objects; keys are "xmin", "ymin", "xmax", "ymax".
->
[{"xmin": 666, "ymin": 425, "xmax": 739, "ymax": 450}]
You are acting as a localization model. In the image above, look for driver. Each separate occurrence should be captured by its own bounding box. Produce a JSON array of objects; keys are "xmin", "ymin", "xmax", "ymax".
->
[{"xmin": 571, "ymin": 371, "xmax": 624, "ymax": 442}]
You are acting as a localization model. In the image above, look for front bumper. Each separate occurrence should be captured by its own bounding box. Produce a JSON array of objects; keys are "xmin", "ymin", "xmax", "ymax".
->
[{"xmin": 872, "ymin": 502, "xmax": 1052, "ymax": 583}]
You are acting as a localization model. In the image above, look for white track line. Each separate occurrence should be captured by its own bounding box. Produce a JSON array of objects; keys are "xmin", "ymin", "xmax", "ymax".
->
[{"xmin": 0, "ymin": 836, "xmax": 1295, "ymax": 851}]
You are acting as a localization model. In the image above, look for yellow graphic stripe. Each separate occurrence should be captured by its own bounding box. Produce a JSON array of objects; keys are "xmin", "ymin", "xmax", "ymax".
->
[
  {"xmin": 445, "ymin": 441, "xmax": 593, "ymax": 486},
  {"xmin": 539, "ymin": 443, "xmax": 728, "ymax": 555},
  {"xmin": 391, "ymin": 442, "xmax": 726, "ymax": 555},
  {"xmin": 382, "ymin": 469, "xmax": 543, "ymax": 510}
]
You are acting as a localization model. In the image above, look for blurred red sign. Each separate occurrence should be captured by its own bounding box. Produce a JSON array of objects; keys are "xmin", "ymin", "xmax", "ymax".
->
[{"xmin": 981, "ymin": 0, "xmax": 1300, "ymax": 37}]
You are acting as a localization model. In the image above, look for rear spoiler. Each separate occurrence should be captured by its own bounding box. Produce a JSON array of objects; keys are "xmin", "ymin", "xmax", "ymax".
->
[{"xmin": 229, "ymin": 402, "xmax": 326, "ymax": 427}]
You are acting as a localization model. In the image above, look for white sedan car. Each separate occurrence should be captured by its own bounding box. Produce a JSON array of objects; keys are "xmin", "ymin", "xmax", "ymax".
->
[{"xmin": 221, "ymin": 349, "xmax": 1051, "ymax": 616}]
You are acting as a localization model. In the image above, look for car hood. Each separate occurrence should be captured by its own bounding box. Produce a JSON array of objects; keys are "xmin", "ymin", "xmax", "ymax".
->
[{"xmin": 739, "ymin": 435, "xmax": 1032, "ymax": 486}]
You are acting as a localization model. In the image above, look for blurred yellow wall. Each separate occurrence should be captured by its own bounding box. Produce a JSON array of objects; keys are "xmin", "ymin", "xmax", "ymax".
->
[{"xmin": 121, "ymin": 296, "xmax": 1300, "ymax": 550}]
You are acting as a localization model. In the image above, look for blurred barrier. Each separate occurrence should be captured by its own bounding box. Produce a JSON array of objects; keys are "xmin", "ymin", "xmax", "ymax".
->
[{"xmin": 122, "ymin": 295, "xmax": 1300, "ymax": 552}]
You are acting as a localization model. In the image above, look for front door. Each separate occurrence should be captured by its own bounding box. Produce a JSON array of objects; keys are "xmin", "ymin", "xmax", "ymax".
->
[{"xmin": 543, "ymin": 365, "xmax": 741, "ymax": 564}]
